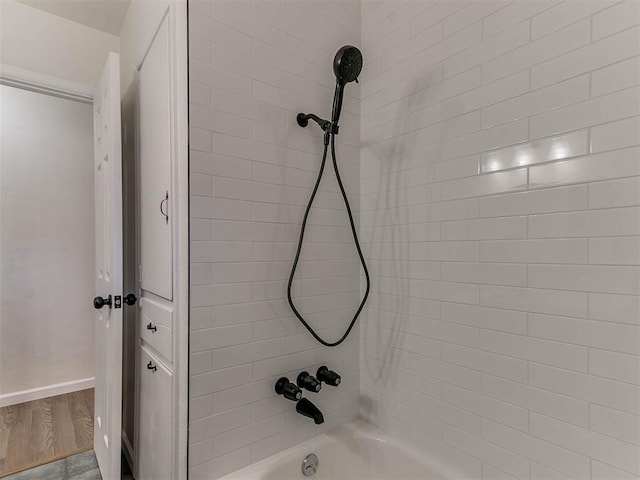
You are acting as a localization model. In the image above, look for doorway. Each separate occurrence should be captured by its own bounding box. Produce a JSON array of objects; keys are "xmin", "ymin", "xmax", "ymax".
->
[
  {"xmin": 0, "ymin": 64, "xmax": 133, "ymax": 478},
  {"xmin": 0, "ymin": 84, "xmax": 97, "ymax": 476}
]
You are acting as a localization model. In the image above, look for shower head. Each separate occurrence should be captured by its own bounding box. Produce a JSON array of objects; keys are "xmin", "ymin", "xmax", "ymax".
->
[
  {"xmin": 333, "ymin": 45, "xmax": 362, "ymax": 85},
  {"xmin": 297, "ymin": 45, "xmax": 363, "ymax": 133}
]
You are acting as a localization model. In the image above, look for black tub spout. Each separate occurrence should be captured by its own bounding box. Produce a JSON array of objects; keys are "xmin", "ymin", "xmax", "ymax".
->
[{"xmin": 296, "ymin": 398, "xmax": 324, "ymax": 425}]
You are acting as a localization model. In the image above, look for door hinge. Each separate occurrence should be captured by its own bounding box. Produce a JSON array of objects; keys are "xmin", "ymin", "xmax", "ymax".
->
[{"xmin": 114, "ymin": 295, "xmax": 122, "ymax": 309}]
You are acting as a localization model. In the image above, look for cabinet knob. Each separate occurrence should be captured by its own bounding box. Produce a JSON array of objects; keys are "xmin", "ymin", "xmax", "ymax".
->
[
  {"xmin": 146, "ymin": 322, "xmax": 157, "ymax": 332},
  {"xmin": 147, "ymin": 361, "xmax": 157, "ymax": 372}
]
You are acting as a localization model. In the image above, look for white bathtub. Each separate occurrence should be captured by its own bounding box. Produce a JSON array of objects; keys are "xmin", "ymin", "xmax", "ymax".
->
[{"xmin": 220, "ymin": 420, "xmax": 458, "ymax": 480}]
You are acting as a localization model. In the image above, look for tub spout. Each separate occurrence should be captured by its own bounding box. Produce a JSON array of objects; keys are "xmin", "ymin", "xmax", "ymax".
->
[{"xmin": 296, "ymin": 398, "xmax": 324, "ymax": 425}]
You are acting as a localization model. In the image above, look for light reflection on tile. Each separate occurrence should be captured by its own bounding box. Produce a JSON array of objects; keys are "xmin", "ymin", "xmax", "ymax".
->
[
  {"xmin": 480, "ymin": 130, "xmax": 589, "ymax": 172},
  {"xmin": 529, "ymin": 146, "xmax": 640, "ymax": 189}
]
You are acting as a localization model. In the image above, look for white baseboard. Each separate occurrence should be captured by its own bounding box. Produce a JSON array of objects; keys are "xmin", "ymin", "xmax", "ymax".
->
[{"xmin": 0, "ymin": 377, "xmax": 95, "ymax": 407}]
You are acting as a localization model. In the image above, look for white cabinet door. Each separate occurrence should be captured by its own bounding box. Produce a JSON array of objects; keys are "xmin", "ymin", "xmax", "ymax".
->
[
  {"xmin": 93, "ymin": 51, "xmax": 123, "ymax": 480},
  {"xmin": 138, "ymin": 346, "xmax": 172, "ymax": 480},
  {"xmin": 139, "ymin": 15, "xmax": 173, "ymax": 300}
]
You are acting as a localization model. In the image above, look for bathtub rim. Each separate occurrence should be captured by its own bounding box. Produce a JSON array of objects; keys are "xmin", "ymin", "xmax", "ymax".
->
[{"xmin": 218, "ymin": 418, "xmax": 465, "ymax": 480}]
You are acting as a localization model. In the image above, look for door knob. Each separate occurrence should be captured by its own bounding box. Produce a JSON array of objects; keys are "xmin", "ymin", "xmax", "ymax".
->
[
  {"xmin": 124, "ymin": 293, "xmax": 137, "ymax": 306},
  {"xmin": 93, "ymin": 295, "xmax": 112, "ymax": 309}
]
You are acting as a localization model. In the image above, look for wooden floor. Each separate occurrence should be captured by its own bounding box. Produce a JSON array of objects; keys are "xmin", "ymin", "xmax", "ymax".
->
[{"xmin": 0, "ymin": 389, "xmax": 94, "ymax": 477}]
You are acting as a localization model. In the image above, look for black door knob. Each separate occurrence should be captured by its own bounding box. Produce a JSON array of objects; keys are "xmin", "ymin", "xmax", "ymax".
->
[
  {"xmin": 93, "ymin": 295, "xmax": 112, "ymax": 310},
  {"xmin": 124, "ymin": 293, "xmax": 137, "ymax": 306}
]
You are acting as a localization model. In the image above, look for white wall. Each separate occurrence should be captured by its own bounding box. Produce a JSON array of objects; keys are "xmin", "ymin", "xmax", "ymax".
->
[
  {"xmin": 0, "ymin": 0, "xmax": 119, "ymax": 87},
  {"xmin": 0, "ymin": 85, "xmax": 95, "ymax": 400},
  {"xmin": 360, "ymin": 1, "xmax": 640, "ymax": 479},
  {"xmin": 187, "ymin": 1, "xmax": 361, "ymax": 477}
]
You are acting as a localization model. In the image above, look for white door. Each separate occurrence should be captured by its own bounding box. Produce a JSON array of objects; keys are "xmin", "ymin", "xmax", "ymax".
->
[{"xmin": 93, "ymin": 52, "xmax": 123, "ymax": 480}]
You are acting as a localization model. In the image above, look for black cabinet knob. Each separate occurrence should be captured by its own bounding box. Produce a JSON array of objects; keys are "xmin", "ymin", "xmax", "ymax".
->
[
  {"xmin": 147, "ymin": 361, "xmax": 157, "ymax": 372},
  {"xmin": 297, "ymin": 371, "xmax": 322, "ymax": 393},
  {"xmin": 275, "ymin": 377, "xmax": 302, "ymax": 402},
  {"xmin": 317, "ymin": 366, "xmax": 341, "ymax": 386},
  {"xmin": 93, "ymin": 295, "xmax": 112, "ymax": 310},
  {"xmin": 124, "ymin": 293, "xmax": 137, "ymax": 306},
  {"xmin": 146, "ymin": 322, "xmax": 157, "ymax": 332}
]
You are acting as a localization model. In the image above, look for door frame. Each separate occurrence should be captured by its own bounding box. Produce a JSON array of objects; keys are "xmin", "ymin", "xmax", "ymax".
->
[
  {"xmin": 0, "ymin": 64, "xmax": 94, "ymax": 103},
  {"xmin": 171, "ymin": 3, "xmax": 190, "ymax": 477}
]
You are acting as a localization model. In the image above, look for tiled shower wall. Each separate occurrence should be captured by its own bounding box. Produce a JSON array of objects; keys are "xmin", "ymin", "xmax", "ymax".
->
[
  {"xmin": 360, "ymin": 1, "xmax": 640, "ymax": 479},
  {"xmin": 188, "ymin": 1, "xmax": 361, "ymax": 478}
]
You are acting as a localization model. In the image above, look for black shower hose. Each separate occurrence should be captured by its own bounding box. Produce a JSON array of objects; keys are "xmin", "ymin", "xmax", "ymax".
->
[{"xmin": 287, "ymin": 129, "xmax": 370, "ymax": 347}]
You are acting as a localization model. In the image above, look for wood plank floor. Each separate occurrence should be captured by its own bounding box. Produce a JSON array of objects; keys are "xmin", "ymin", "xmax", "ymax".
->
[{"xmin": 0, "ymin": 389, "xmax": 94, "ymax": 477}]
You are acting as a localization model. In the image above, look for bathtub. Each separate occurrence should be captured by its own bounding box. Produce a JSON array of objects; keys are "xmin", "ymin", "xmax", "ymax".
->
[{"xmin": 219, "ymin": 420, "xmax": 458, "ymax": 480}]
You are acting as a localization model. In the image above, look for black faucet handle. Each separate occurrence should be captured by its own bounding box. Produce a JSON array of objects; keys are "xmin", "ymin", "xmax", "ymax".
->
[
  {"xmin": 275, "ymin": 377, "xmax": 302, "ymax": 402},
  {"xmin": 317, "ymin": 366, "xmax": 341, "ymax": 387},
  {"xmin": 297, "ymin": 371, "xmax": 322, "ymax": 393}
]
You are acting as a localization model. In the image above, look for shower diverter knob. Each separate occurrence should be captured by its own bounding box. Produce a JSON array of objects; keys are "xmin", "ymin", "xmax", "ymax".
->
[
  {"xmin": 275, "ymin": 377, "xmax": 302, "ymax": 401},
  {"xmin": 317, "ymin": 366, "xmax": 341, "ymax": 386},
  {"xmin": 297, "ymin": 371, "xmax": 322, "ymax": 393}
]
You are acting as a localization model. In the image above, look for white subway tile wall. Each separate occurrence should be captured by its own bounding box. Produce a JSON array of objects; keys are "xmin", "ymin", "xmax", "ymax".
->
[
  {"xmin": 360, "ymin": 1, "xmax": 640, "ymax": 480},
  {"xmin": 189, "ymin": 0, "xmax": 640, "ymax": 478},
  {"xmin": 188, "ymin": 1, "xmax": 361, "ymax": 478}
]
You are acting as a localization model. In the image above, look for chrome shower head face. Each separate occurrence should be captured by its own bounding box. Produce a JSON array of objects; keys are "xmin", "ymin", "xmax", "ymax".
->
[{"xmin": 333, "ymin": 45, "xmax": 362, "ymax": 85}]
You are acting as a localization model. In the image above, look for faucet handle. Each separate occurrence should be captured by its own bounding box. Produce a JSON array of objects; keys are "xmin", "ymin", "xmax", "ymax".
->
[
  {"xmin": 275, "ymin": 377, "xmax": 302, "ymax": 402},
  {"xmin": 317, "ymin": 366, "xmax": 341, "ymax": 386},
  {"xmin": 297, "ymin": 371, "xmax": 322, "ymax": 393}
]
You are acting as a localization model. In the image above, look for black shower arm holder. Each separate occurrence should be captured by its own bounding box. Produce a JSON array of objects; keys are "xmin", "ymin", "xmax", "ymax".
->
[{"xmin": 297, "ymin": 112, "xmax": 339, "ymax": 144}]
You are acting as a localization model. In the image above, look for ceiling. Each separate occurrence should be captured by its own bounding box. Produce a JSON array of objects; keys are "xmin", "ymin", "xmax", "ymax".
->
[{"xmin": 14, "ymin": 0, "xmax": 130, "ymax": 36}]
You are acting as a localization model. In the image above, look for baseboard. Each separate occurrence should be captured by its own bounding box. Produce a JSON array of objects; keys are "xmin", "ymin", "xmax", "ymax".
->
[{"xmin": 0, "ymin": 377, "xmax": 95, "ymax": 407}]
